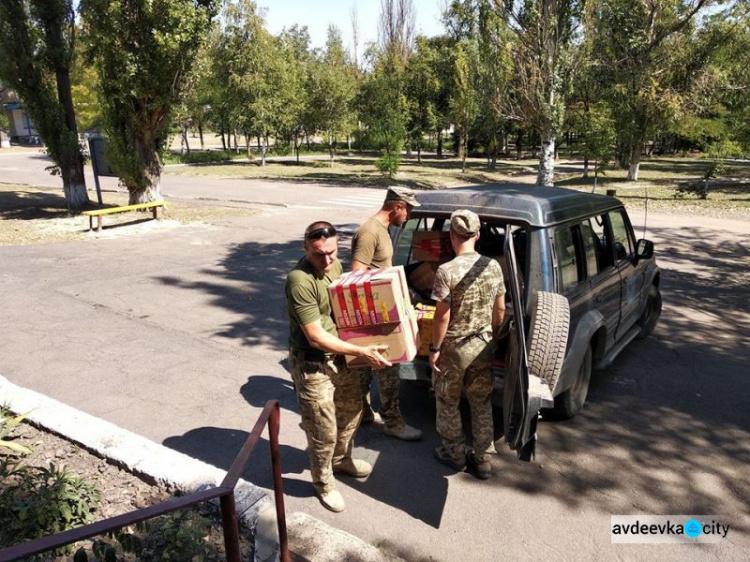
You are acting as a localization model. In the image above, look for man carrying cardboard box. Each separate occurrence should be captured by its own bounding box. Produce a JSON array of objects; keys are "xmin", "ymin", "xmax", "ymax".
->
[
  {"xmin": 429, "ymin": 210, "xmax": 506, "ymax": 480},
  {"xmin": 351, "ymin": 187, "xmax": 423, "ymax": 442},
  {"xmin": 286, "ymin": 221, "xmax": 392, "ymax": 512}
]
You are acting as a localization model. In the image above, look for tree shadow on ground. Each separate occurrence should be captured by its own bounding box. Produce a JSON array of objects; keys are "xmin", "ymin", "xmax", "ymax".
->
[{"xmin": 0, "ymin": 189, "xmax": 70, "ymax": 220}]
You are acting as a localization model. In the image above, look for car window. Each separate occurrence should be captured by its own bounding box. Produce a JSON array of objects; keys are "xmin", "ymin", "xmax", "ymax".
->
[
  {"xmin": 609, "ymin": 210, "xmax": 633, "ymax": 262},
  {"xmin": 590, "ymin": 214, "xmax": 614, "ymax": 270},
  {"xmin": 580, "ymin": 219, "xmax": 599, "ymax": 277},
  {"xmin": 553, "ymin": 225, "xmax": 583, "ymax": 291}
]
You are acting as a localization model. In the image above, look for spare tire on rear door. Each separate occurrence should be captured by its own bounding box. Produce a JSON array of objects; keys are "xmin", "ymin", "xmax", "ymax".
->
[{"xmin": 526, "ymin": 291, "xmax": 570, "ymax": 393}]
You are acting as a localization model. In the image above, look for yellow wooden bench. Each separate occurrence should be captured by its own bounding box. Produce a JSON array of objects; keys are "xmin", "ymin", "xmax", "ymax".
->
[{"xmin": 82, "ymin": 201, "xmax": 166, "ymax": 232}]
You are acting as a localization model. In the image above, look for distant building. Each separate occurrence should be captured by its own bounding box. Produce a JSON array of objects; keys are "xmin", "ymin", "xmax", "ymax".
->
[{"xmin": 1, "ymin": 85, "xmax": 41, "ymax": 145}]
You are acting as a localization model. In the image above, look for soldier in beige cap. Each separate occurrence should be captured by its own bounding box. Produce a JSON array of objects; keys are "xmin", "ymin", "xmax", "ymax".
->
[
  {"xmin": 429, "ymin": 209, "xmax": 505, "ymax": 479},
  {"xmin": 350, "ymin": 187, "xmax": 423, "ymax": 441}
]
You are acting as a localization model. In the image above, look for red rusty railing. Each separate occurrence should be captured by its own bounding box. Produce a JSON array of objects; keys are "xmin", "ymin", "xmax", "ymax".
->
[{"xmin": 0, "ymin": 399, "xmax": 290, "ymax": 562}]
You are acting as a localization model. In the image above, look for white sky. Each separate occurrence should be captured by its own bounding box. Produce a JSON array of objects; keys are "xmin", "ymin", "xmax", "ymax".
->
[{"xmin": 260, "ymin": 0, "xmax": 447, "ymax": 56}]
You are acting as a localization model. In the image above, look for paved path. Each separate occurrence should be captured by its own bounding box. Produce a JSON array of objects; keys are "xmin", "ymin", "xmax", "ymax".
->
[{"xmin": 1, "ymin": 158, "xmax": 749, "ymax": 561}]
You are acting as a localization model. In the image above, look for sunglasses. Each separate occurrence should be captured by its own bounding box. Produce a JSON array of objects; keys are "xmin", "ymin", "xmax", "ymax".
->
[{"xmin": 305, "ymin": 226, "xmax": 337, "ymax": 240}]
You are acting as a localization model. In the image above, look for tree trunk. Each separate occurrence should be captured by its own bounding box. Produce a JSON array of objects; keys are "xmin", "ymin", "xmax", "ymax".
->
[
  {"xmin": 180, "ymin": 122, "xmax": 190, "ymax": 155},
  {"xmin": 220, "ymin": 125, "xmax": 226, "ymax": 151},
  {"xmin": 128, "ymin": 137, "xmax": 162, "ymax": 203},
  {"xmin": 627, "ymin": 143, "xmax": 642, "ymax": 181},
  {"xmin": 329, "ymin": 133, "xmax": 335, "ymax": 167},
  {"xmin": 61, "ymin": 163, "xmax": 89, "ymax": 211},
  {"xmin": 516, "ymin": 131, "xmax": 523, "ymax": 160},
  {"xmin": 245, "ymin": 135, "xmax": 252, "ymax": 159},
  {"xmin": 295, "ymin": 134, "xmax": 300, "ymax": 163},
  {"xmin": 583, "ymin": 155, "xmax": 589, "ymax": 179},
  {"xmin": 54, "ymin": 64, "xmax": 89, "ymax": 211},
  {"xmin": 461, "ymin": 132, "xmax": 467, "ymax": 172},
  {"xmin": 437, "ymin": 130, "xmax": 443, "ymax": 158},
  {"xmin": 233, "ymin": 131, "xmax": 239, "ymax": 153},
  {"xmin": 261, "ymin": 133, "xmax": 268, "ymax": 166},
  {"xmin": 417, "ymin": 145, "xmax": 421, "ymax": 164},
  {"xmin": 536, "ymin": 129, "xmax": 555, "ymax": 187},
  {"xmin": 592, "ymin": 159, "xmax": 599, "ymax": 193},
  {"xmin": 198, "ymin": 122, "xmax": 204, "ymax": 151}
]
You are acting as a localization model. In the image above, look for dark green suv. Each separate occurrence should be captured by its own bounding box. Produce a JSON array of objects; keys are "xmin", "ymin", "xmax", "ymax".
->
[{"xmin": 393, "ymin": 183, "xmax": 662, "ymax": 460}]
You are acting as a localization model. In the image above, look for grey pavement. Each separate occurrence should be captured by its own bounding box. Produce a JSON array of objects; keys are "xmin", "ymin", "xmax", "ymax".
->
[{"xmin": 1, "ymin": 156, "xmax": 750, "ymax": 561}]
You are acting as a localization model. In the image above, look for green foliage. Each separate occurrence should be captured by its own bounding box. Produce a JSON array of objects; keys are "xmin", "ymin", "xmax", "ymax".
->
[
  {"xmin": 0, "ymin": 459, "xmax": 101, "ymax": 553},
  {"xmin": 80, "ymin": 0, "xmax": 220, "ymax": 200},
  {"xmin": 0, "ymin": 108, "xmax": 10, "ymax": 133},
  {"xmin": 305, "ymin": 26, "xmax": 358, "ymax": 164},
  {"xmin": 73, "ymin": 510, "xmax": 217, "ymax": 562},
  {"xmin": 0, "ymin": 406, "xmax": 32, "ymax": 454},
  {"xmin": 375, "ymin": 153, "xmax": 401, "ymax": 177}
]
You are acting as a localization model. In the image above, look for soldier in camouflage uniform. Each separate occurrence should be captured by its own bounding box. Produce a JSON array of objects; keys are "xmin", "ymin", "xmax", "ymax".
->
[
  {"xmin": 286, "ymin": 221, "xmax": 391, "ymax": 512},
  {"xmin": 429, "ymin": 210, "xmax": 505, "ymax": 479},
  {"xmin": 351, "ymin": 187, "xmax": 422, "ymax": 441}
]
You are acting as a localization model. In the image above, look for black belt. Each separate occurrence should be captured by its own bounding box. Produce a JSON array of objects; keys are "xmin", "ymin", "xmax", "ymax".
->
[{"xmin": 293, "ymin": 348, "xmax": 335, "ymax": 362}]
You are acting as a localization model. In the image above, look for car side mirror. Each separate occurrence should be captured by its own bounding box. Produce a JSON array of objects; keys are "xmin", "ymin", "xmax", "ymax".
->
[{"xmin": 636, "ymin": 239, "xmax": 654, "ymax": 261}]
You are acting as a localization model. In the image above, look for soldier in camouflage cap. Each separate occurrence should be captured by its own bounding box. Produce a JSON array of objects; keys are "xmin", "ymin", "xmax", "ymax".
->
[{"xmin": 429, "ymin": 209, "xmax": 506, "ymax": 479}]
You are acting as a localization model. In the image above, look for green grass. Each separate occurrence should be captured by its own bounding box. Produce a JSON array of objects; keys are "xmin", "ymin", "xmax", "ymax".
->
[
  {"xmin": 164, "ymin": 153, "xmax": 538, "ymax": 189},
  {"xmin": 163, "ymin": 152, "xmax": 750, "ymax": 218}
]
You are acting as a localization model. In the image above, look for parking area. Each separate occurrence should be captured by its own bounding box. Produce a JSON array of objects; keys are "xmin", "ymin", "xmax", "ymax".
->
[{"xmin": 0, "ymin": 177, "xmax": 748, "ymax": 560}]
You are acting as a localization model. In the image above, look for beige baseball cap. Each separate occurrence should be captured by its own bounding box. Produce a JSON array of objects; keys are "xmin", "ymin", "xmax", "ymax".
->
[
  {"xmin": 384, "ymin": 186, "xmax": 421, "ymax": 207},
  {"xmin": 450, "ymin": 209, "xmax": 480, "ymax": 237}
]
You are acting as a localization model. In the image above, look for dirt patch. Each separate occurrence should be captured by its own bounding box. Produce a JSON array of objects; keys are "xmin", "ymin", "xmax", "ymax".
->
[
  {"xmin": 0, "ymin": 184, "xmax": 261, "ymax": 246},
  {"xmin": 2, "ymin": 421, "xmax": 254, "ymax": 560}
]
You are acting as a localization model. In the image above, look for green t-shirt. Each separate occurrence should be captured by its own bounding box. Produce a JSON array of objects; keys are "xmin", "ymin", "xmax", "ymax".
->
[
  {"xmin": 285, "ymin": 257, "xmax": 342, "ymax": 352},
  {"xmin": 352, "ymin": 217, "xmax": 393, "ymax": 269}
]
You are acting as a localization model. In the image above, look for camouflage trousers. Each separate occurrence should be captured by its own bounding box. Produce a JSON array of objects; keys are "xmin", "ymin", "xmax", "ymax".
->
[
  {"xmin": 359, "ymin": 366, "xmax": 405, "ymax": 430},
  {"xmin": 289, "ymin": 350, "xmax": 362, "ymax": 494},
  {"xmin": 433, "ymin": 332, "xmax": 494, "ymax": 462}
]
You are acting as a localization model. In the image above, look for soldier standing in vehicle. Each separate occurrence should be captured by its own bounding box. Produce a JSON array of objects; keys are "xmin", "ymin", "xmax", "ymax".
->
[
  {"xmin": 350, "ymin": 187, "xmax": 422, "ymax": 442},
  {"xmin": 286, "ymin": 221, "xmax": 392, "ymax": 512},
  {"xmin": 429, "ymin": 210, "xmax": 506, "ymax": 479}
]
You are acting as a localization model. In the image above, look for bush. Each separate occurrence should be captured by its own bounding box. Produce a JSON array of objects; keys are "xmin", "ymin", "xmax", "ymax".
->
[
  {"xmin": 0, "ymin": 459, "xmax": 101, "ymax": 553},
  {"xmin": 375, "ymin": 153, "xmax": 401, "ymax": 177}
]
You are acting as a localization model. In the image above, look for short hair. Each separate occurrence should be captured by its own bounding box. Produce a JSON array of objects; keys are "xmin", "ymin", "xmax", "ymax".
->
[
  {"xmin": 304, "ymin": 221, "xmax": 337, "ymax": 240},
  {"xmin": 382, "ymin": 200, "xmax": 405, "ymax": 211}
]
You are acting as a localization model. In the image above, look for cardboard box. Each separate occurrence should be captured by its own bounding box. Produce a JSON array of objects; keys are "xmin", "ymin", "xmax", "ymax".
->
[
  {"xmin": 339, "ymin": 308, "xmax": 419, "ymax": 366},
  {"xmin": 411, "ymin": 231, "xmax": 452, "ymax": 262},
  {"xmin": 409, "ymin": 261, "xmax": 438, "ymax": 292},
  {"xmin": 328, "ymin": 266, "xmax": 412, "ymax": 328},
  {"xmin": 414, "ymin": 304, "xmax": 436, "ymax": 356}
]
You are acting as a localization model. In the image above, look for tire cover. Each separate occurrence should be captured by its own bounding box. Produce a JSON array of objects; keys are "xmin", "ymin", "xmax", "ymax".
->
[{"xmin": 527, "ymin": 291, "xmax": 570, "ymax": 392}]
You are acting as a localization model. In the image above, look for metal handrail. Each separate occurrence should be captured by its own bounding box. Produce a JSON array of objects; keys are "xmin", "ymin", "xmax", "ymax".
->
[{"xmin": 0, "ymin": 399, "xmax": 290, "ymax": 562}]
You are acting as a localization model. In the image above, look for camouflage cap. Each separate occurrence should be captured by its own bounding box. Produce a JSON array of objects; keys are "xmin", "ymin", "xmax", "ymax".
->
[
  {"xmin": 384, "ymin": 186, "xmax": 421, "ymax": 207},
  {"xmin": 450, "ymin": 209, "xmax": 480, "ymax": 237}
]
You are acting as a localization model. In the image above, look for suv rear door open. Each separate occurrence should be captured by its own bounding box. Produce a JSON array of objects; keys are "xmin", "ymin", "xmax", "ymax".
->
[{"xmin": 502, "ymin": 225, "xmax": 554, "ymax": 461}]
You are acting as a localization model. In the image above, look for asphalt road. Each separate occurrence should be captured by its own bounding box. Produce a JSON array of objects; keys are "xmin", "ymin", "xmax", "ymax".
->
[{"xmin": 1, "ymin": 151, "xmax": 748, "ymax": 561}]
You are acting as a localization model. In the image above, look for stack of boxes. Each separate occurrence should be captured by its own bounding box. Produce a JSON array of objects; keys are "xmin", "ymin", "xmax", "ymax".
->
[{"xmin": 328, "ymin": 266, "xmax": 419, "ymax": 367}]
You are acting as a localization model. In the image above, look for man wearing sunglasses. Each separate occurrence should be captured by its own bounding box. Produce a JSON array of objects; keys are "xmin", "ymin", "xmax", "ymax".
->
[
  {"xmin": 286, "ymin": 221, "xmax": 392, "ymax": 513},
  {"xmin": 351, "ymin": 187, "xmax": 423, "ymax": 442}
]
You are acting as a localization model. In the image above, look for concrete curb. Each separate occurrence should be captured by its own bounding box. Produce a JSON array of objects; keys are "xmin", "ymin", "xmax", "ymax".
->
[
  {"xmin": 1, "ymin": 376, "xmax": 400, "ymax": 562},
  {"xmin": 0, "ymin": 375, "xmax": 270, "ymax": 539}
]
